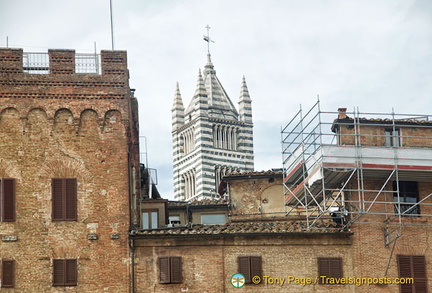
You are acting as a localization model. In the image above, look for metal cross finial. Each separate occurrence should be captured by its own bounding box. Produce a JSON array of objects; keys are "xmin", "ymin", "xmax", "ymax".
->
[{"xmin": 203, "ymin": 24, "xmax": 215, "ymax": 53}]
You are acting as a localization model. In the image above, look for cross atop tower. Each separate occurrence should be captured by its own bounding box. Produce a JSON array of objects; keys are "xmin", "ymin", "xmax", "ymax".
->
[{"xmin": 203, "ymin": 24, "xmax": 215, "ymax": 53}]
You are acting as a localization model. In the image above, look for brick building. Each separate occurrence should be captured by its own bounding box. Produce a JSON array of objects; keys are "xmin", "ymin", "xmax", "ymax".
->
[
  {"xmin": 133, "ymin": 171, "xmax": 350, "ymax": 292},
  {"xmin": 134, "ymin": 103, "xmax": 432, "ymax": 292},
  {"xmin": 0, "ymin": 48, "xmax": 140, "ymax": 292}
]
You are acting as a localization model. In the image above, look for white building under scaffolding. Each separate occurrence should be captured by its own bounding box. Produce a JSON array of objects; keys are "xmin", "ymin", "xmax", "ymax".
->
[{"xmin": 282, "ymin": 101, "xmax": 432, "ymax": 246}]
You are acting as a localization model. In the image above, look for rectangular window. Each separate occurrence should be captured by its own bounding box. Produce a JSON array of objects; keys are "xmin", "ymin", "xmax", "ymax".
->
[
  {"xmin": 201, "ymin": 214, "xmax": 226, "ymax": 225},
  {"xmin": 318, "ymin": 257, "xmax": 343, "ymax": 284},
  {"xmin": 385, "ymin": 128, "xmax": 401, "ymax": 147},
  {"xmin": 142, "ymin": 210, "xmax": 158, "ymax": 229},
  {"xmin": 168, "ymin": 215, "xmax": 181, "ymax": 227},
  {"xmin": 52, "ymin": 178, "xmax": 77, "ymax": 221},
  {"xmin": 393, "ymin": 181, "xmax": 419, "ymax": 215},
  {"xmin": 0, "ymin": 179, "xmax": 15, "ymax": 222},
  {"xmin": 159, "ymin": 257, "xmax": 182, "ymax": 284},
  {"xmin": 53, "ymin": 259, "xmax": 77, "ymax": 286},
  {"xmin": 1, "ymin": 260, "xmax": 14, "ymax": 288},
  {"xmin": 238, "ymin": 256, "xmax": 262, "ymax": 284},
  {"xmin": 397, "ymin": 255, "xmax": 427, "ymax": 293}
]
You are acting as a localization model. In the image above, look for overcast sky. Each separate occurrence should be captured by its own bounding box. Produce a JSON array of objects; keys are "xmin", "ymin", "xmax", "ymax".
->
[{"xmin": 1, "ymin": 0, "xmax": 432, "ymax": 199}]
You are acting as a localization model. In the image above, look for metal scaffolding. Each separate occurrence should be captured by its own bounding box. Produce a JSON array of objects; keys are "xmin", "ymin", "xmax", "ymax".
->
[{"xmin": 282, "ymin": 101, "xmax": 432, "ymax": 245}]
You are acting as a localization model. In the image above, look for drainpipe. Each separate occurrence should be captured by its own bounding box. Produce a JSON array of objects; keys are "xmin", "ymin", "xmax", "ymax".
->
[{"xmin": 130, "ymin": 237, "xmax": 135, "ymax": 293}]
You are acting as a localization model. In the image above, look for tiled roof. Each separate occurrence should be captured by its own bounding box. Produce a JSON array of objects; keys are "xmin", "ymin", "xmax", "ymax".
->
[
  {"xmin": 168, "ymin": 198, "xmax": 228, "ymax": 207},
  {"xmin": 223, "ymin": 170, "xmax": 283, "ymax": 179},
  {"xmin": 332, "ymin": 117, "xmax": 432, "ymax": 132},
  {"xmin": 131, "ymin": 220, "xmax": 350, "ymax": 237}
]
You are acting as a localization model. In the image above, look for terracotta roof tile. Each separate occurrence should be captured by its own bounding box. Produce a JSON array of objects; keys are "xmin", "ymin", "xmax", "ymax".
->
[
  {"xmin": 131, "ymin": 220, "xmax": 350, "ymax": 237},
  {"xmin": 168, "ymin": 198, "xmax": 228, "ymax": 207}
]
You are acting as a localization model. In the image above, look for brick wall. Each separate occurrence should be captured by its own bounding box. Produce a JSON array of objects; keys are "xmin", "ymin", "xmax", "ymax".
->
[
  {"xmin": 134, "ymin": 234, "xmax": 352, "ymax": 293},
  {"xmin": 0, "ymin": 48, "xmax": 139, "ymax": 292}
]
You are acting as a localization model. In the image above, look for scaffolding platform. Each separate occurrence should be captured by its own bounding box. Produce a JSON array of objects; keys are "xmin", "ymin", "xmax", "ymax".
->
[{"xmin": 281, "ymin": 101, "xmax": 432, "ymax": 231}]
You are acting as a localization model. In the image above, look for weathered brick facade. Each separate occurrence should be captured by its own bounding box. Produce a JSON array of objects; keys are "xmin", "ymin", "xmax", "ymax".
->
[
  {"xmin": 0, "ymin": 48, "xmax": 139, "ymax": 292},
  {"xmin": 135, "ymin": 110, "xmax": 432, "ymax": 292}
]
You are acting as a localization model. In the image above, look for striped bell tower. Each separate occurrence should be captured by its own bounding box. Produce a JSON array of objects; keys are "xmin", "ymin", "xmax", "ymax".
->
[{"xmin": 172, "ymin": 54, "xmax": 254, "ymax": 201}]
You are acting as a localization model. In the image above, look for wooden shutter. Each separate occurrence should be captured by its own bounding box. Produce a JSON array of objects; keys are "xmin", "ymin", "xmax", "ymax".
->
[
  {"xmin": 318, "ymin": 258, "xmax": 342, "ymax": 284},
  {"xmin": 330, "ymin": 258, "xmax": 343, "ymax": 278},
  {"xmin": 1, "ymin": 260, "xmax": 14, "ymax": 288},
  {"xmin": 170, "ymin": 257, "xmax": 182, "ymax": 284},
  {"xmin": 53, "ymin": 260, "xmax": 65, "ymax": 286},
  {"xmin": 2, "ymin": 179, "xmax": 15, "ymax": 222},
  {"xmin": 52, "ymin": 179, "xmax": 64, "ymax": 220},
  {"xmin": 65, "ymin": 259, "xmax": 77, "ymax": 286},
  {"xmin": 65, "ymin": 179, "xmax": 77, "ymax": 220},
  {"xmin": 238, "ymin": 256, "xmax": 251, "ymax": 283},
  {"xmin": 159, "ymin": 257, "xmax": 170, "ymax": 284},
  {"xmin": 398, "ymin": 255, "xmax": 428, "ymax": 293},
  {"xmin": 250, "ymin": 256, "xmax": 262, "ymax": 281},
  {"xmin": 52, "ymin": 179, "xmax": 77, "ymax": 221}
]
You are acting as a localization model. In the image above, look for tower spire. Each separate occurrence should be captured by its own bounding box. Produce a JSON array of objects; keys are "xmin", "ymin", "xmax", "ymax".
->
[{"xmin": 172, "ymin": 82, "xmax": 185, "ymax": 130}]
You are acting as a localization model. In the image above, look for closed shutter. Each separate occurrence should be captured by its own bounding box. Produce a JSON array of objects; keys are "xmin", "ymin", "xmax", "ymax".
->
[
  {"xmin": 250, "ymin": 256, "xmax": 262, "ymax": 281},
  {"xmin": 53, "ymin": 260, "xmax": 65, "ymax": 286},
  {"xmin": 159, "ymin": 257, "xmax": 170, "ymax": 284},
  {"xmin": 238, "ymin": 256, "xmax": 251, "ymax": 283},
  {"xmin": 412, "ymin": 256, "xmax": 427, "ymax": 293},
  {"xmin": 170, "ymin": 257, "xmax": 182, "ymax": 284},
  {"xmin": 65, "ymin": 179, "xmax": 77, "ymax": 220},
  {"xmin": 1, "ymin": 260, "xmax": 14, "ymax": 288},
  {"xmin": 52, "ymin": 179, "xmax": 77, "ymax": 221},
  {"xmin": 65, "ymin": 259, "xmax": 77, "ymax": 286},
  {"xmin": 318, "ymin": 258, "xmax": 330, "ymax": 278},
  {"xmin": 52, "ymin": 179, "xmax": 64, "ymax": 220},
  {"xmin": 2, "ymin": 179, "xmax": 15, "ymax": 222},
  {"xmin": 398, "ymin": 255, "xmax": 428, "ymax": 293},
  {"xmin": 318, "ymin": 258, "xmax": 343, "ymax": 284},
  {"xmin": 330, "ymin": 258, "xmax": 343, "ymax": 278}
]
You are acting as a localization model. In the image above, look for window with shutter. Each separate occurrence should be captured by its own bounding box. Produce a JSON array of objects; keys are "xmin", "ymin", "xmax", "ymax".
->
[
  {"xmin": 158, "ymin": 257, "xmax": 182, "ymax": 284},
  {"xmin": 52, "ymin": 178, "xmax": 77, "ymax": 221},
  {"xmin": 1, "ymin": 178, "xmax": 16, "ymax": 222},
  {"xmin": 170, "ymin": 257, "xmax": 182, "ymax": 284},
  {"xmin": 397, "ymin": 255, "xmax": 428, "ymax": 293},
  {"xmin": 238, "ymin": 256, "xmax": 262, "ymax": 284},
  {"xmin": 1, "ymin": 260, "xmax": 14, "ymax": 288},
  {"xmin": 53, "ymin": 259, "xmax": 77, "ymax": 286},
  {"xmin": 318, "ymin": 257, "xmax": 343, "ymax": 284}
]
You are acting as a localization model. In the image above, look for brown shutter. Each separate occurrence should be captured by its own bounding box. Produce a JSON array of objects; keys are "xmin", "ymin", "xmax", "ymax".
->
[
  {"xmin": 53, "ymin": 260, "xmax": 64, "ymax": 286},
  {"xmin": 2, "ymin": 260, "xmax": 14, "ymax": 288},
  {"xmin": 250, "ymin": 256, "xmax": 262, "ymax": 281},
  {"xmin": 330, "ymin": 258, "xmax": 343, "ymax": 278},
  {"xmin": 412, "ymin": 256, "xmax": 427, "ymax": 292},
  {"xmin": 318, "ymin": 258, "xmax": 330, "ymax": 277},
  {"xmin": 65, "ymin": 179, "xmax": 77, "ymax": 220},
  {"xmin": 2, "ymin": 179, "xmax": 15, "ymax": 222},
  {"xmin": 52, "ymin": 179, "xmax": 64, "ymax": 220},
  {"xmin": 238, "ymin": 256, "xmax": 251, "ymax": 283},
  {"xmin": 170, "ymin": 257, "xmax": 182, "ymax": 284},
  {"xmin": 65, "ymin": 259, "xmax": 77, "ymax": 286},
  {"xmin": 398, "ymin": 255, "xmax": 428, "ymax": 293},
  {"xmin": 159, "ymin": 257, "xmax": 170, "ymax": 284}
]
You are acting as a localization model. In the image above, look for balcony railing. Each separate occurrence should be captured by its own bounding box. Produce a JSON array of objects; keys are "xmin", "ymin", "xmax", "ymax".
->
[{"xmin": 22, "ymin": 52, "xmax": 101, "ymax": 74}]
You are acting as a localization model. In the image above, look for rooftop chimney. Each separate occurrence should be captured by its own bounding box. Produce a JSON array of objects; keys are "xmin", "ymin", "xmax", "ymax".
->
[{"xmin": 338, "ymin": 108, "xmax": 347, "ymax": 119}]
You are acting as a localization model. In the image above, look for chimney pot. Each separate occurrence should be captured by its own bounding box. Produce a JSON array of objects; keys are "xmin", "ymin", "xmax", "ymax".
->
[{"xmin": 338, "ymin": 108, "xmax": 347, "ymax": 119}]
